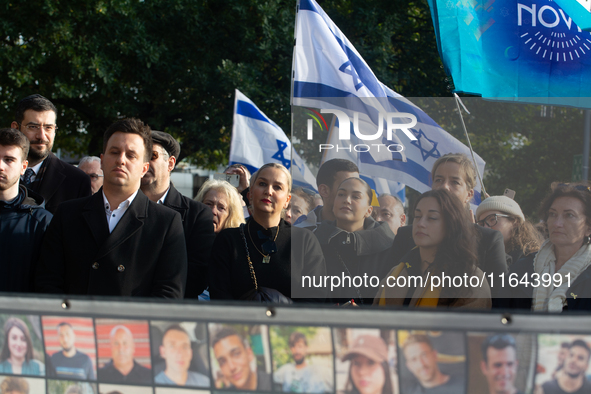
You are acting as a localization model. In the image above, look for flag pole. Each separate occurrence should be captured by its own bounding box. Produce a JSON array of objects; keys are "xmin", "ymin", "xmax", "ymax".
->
[{"xmin": 453, "ymin": 93, "xmax": 487, "ymax": 198}]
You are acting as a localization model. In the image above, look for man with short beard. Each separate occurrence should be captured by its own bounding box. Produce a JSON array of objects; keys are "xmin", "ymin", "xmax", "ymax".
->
[
  {"xmin": 49, "ymin": 322, "xmax": 95, "ymax": 380},
  {"xmin": 274, "ymin": 332, "xmax": 331, "ymax": 393},
  {"xmin": 0, "ymin": 128, "xmax": 52, "ymax": 293},
  {"xmin": 542, "ymin": 340, "xmax": 591, "ymax": 394},
  {"xmin": 11, "ymin": 94, "xmax": 91, "ymax": 213},
  {"xmin": 402, "ymin": 335, "xmax": 464, "ymax": 394},
  {"xmin": 140, "ymin": 130, "xmax": 214, "ymax": 298}
]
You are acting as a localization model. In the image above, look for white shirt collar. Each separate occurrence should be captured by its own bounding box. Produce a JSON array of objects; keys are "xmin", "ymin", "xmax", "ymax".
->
[
  {"xmin": 157, "ymin": 187, "xmax": 171, "ymax": 205},
  {"xmin": 102, "ymin": 189, "xmax": 139, "ymax": 212},
  {"xmin": 29, "ymin": 161, "xmax": 43, "ymax": 175}
]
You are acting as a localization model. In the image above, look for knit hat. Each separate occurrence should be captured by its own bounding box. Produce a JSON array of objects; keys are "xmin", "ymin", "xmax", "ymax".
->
[
  {"xmin": 341, "ymin": 335, "xmax": 388, "ymax": 363},
  {"xmin": 476, "ymin": 195, "xmax": 525, "ymax": 221}
]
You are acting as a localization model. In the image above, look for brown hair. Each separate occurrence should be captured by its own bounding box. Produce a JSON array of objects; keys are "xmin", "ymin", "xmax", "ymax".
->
[
  {"xmin": 413, "ymin": 189, "xmax": 479, "ymax": 277},
  {"xmin": 506, "ymin": 217, "xmax": 543, "ymax": 257},
  {"xmin": 401, "ymin": 334, "xmax": 434, "ymax": 352},
  {"xmin": 291, "ymin": 187, "xmax": 316, "ymax": 213},
  {"xmin": 0, "ymin": 376, "xmax": 29, "ymax": 394},
  {"xmin": 345, "ymin": 360, "xmax": 393, "ymax": 394},
  {"xmin": 103, "ymin": 118, "xmax": 153, "ymax": 162},
  {"xmin": 0, "ymin": 128, "xmax": 29, "ymax": 161},
  {"xmin": 539, "ymin": 182, "xmax": 591, "ymax": 230},
  {"xmin": 14, "ymin": 94, "xmax": 57, "ymax": 125},
  {"xmin": 431, "ymin": 153, "xmax": 477, "ymax": 191},
  {"xmin": 0, "ymin": 318, "xmax": 34, "ymax": 363}
]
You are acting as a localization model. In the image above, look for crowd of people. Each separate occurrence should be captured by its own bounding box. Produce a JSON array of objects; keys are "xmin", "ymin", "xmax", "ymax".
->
[{"xmin": 2, "ymin": 93, "xmax": 591, "ymax": 312}]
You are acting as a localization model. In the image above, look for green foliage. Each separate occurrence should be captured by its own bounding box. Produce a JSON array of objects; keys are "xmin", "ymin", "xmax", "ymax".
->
[
  {"xmin": 0, "ymin": 0, "xmax": 446, "ymax": 167},
  {"xmin": 270, "ymin": 326, "xmax": 319, "ymax": 369}
]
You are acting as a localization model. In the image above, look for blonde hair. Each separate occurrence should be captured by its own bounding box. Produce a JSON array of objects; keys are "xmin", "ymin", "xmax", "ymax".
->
[
  {"xmin": 431, "ymin": 153, "xmax": 477, "ymax": 191},
  {"xmin": 249, "ymin": 163, "xmax": 292, "ymax": 193},
  {"xmin": 195, "ymin": 179, "xmax": 245, "ymax": 231}
]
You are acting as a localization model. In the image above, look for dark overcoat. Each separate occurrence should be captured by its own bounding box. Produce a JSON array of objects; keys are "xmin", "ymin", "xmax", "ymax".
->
[
  {"xmin": 35, "ymin": 189, "xmax": 187, "ymax": 298},
  {"xmin": 162, "ymin": 184, "xmax": 215, "ymax": 298}
]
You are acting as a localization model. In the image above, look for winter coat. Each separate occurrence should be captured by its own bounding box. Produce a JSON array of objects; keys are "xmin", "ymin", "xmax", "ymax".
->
[
  {"xmin": 314, "ymin": 216, "xmax": 395, "ymax": 305},
  {"xmin": 0, "ymin": 185, "xmax": 52, "ymax": 292}
]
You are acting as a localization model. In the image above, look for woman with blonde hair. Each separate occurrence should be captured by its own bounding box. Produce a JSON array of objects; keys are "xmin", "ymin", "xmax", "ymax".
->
[
  {"xmin": 209, "ymin": 163, "xmax": 326, "ymax": 302},
  {"xmin": 195, "ymin": 179, "xmax": 245, "ymax": 234}
]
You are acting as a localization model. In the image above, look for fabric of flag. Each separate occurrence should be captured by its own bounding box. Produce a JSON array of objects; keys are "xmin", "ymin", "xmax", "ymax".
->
[
  {"xmin": 293, "ymin": 0, "xmax": 486, "ymax": 203},
  {"xmin": 230, "ymin": 89, "xmax": 318, "ymax": 191},
  {"xmin": 553, "ymin": 0, "xmax": 591, "ymax": 31},
  {"xmin": 428, "ymin": 0, "xmax": 591, "ymax": 106}
]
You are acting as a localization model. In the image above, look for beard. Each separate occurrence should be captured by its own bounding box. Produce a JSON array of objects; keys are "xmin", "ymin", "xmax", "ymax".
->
[
  {"xmin": 294, "ymin": 355, "xmax": 306, "ymax": 365},
  {"xmin": 28, "ymin": 141, "xmax": 52, "ymax": 163},
  {"xmin": 0, "ymin": 175, "xmax": 19, "ymax": 192}
]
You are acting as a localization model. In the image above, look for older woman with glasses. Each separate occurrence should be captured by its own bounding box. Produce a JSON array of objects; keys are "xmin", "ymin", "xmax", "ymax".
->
[
  {"xmin": 476, "ymin": 196, "xmax": 542, "ymax": 267},
  {"xmin": 506, "ymin": 183, "xmax": 591, "ymax": 311}
]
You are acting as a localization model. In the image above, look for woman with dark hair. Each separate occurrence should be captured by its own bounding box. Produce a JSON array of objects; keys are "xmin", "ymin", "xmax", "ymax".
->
[
  {"xmin": 341, "ymin": 335, "xmax": 393, "ymax": 394},
  {"xmin": 0, "ymin": 317, "xmax": 44, "ymax": 375},
  {"xmin": 209, "ymin": 163, "xmax": 326, "ymax": 302},
  {"xmin": 476, "ymin": 196, "xmax": 542, "ymax": 266},
  {"xmin": 374, "ymin": 189, "xmax": 491, "ymax": 308},
  {"xmin": 315, "ymin": 177, "xmax": 395, "ymax": 305},
  {"xmin": 506, "ymin": 183, "xmax": 591, "ymax": 311}
]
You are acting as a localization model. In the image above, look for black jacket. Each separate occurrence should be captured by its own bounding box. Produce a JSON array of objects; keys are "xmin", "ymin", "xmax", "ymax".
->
[
  {"xmin": 314, "ymin": 217, "xmax": 395, "ymax": 305},
  {"xmin": 209, "ymin": 219, "xmax": 326, "ymax": 302},
  {"xmin": 163, "ymin": 185, "xmax": 215, "ymax": 298},
  {"xmin": 26, "ymin": 153, "xmax": 91, "ymax": 214},
  {"xmin": 35, "ymin": 189, "xmax": 187, "ymax": 298},
  {"xmin": 0, "ymin": 185, "xmax": 53, "ymax": 292},
  {"xmin": 496, "ymin": 252, "xmax": 591, "ymax": 311},
  {"xmin": 390, "ymin": 224, "xmax": 507, "ymax": 298}
]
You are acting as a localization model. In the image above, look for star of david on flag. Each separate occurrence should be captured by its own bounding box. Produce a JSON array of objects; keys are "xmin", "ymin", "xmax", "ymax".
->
[
  {"xmin": 292, "ymin": 0, "xmax": 486, "ymax": 203},
  {"xmin": 230, "ymin": 89, "xmax": 317, "ymax": 191}
]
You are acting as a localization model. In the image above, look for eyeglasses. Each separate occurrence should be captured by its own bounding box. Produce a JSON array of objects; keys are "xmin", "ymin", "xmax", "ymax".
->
[
  {"xmin": 151, "ymin": 149, "xmax": 169, "ymax": 161},
  {"xmin": 17, "ymin": 122, "xmax": 58, "ymax": 133},
  {"xmin": 88, "ymin": 173, "xmax": 103, "ymax": 180},
  {"xmin": 477, "ymin": 213, "xmax": 512, "ymax": 228}
]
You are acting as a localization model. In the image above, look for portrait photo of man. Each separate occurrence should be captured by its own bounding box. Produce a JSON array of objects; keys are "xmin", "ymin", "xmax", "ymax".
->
[
  {"xmin": 399, "ymin": 332, "xmax": 465, "ymax": 394},
  {"xmin": 151, "ymin": 322, "xmax": 209, "ymax": 388},
  {"xmin": 272, "ymin": 328, "xmax": 333, "ymax": 393},
  {"xmin": 536, "ymin": 335, "xmax": 591, "ymax": 394},
  {"xmin": 42, "ymin": 317, "xmax": 97, "ymax": 381},
  {"xmin": 209, "ymin": 324, "xmax": 272, "ymax": 391},
  {"xmin": 467, "ymin": 333, "xmax": 536, "ymax": 394},
  {"xmin": 96, "ymin": 320, "xmax": 152, "ymax": 384}
]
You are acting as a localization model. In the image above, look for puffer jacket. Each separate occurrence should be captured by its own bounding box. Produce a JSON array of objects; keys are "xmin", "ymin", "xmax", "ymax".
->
[
  {"xmin": 314, "ymin": 216, "xmax": 395, "ymax": 305},
  {"xmin": 0, "ymin": 185, "xmax": 53, "ymax": 292}
]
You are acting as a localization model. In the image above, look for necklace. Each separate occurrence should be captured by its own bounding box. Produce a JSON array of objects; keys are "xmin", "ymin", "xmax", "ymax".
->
[{"xmin": 247, "ymin": 220, "xmax": 279, "ymax": 263}]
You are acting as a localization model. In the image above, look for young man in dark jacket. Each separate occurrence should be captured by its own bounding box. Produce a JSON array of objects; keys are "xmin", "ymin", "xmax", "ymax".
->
[{"xmin": 0, "ymin": 128, "xmax": 52, "ymax": 292}]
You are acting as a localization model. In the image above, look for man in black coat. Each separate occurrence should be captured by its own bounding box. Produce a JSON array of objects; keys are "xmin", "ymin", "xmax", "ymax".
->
[
  {"xmin": 35, "ymin": 118, "xmax": 187, "ymax": 298},
  {"xmin": 141, "ymin": 130, "xmax": 215, "ymax": 298},
  {"xmin": 11, "ymin": 94, "xmax": 91, "ymax": 213}
]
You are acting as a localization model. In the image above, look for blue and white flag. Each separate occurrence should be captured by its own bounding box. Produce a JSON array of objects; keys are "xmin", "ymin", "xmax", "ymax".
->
[
  {"xmin": 292, "ymin": 0, "xmax": 486, "ymax": 203},
  {"xmin": 230, "ymin": 89, "xmax": 318, "ymax": 191},
  {"xmin": 428, "ymin": 0, "xmax": 591, "ymax": 105}
]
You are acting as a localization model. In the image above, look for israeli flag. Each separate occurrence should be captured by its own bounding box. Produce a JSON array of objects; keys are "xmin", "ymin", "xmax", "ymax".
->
[
  {"xmin": 230, "ymin": 89, "xmax": 318, "ymax": 191},
  {"xmin": 293, "ymin": 0, "xmax": 486, "ymax": 203}
]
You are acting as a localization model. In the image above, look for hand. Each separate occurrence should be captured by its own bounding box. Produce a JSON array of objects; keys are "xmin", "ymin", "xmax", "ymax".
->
[
  {"xmin": 469, "ymin": 209, "xmax": 475, "ymax": 223},
  {"xmin": 225, "ymin": 166, "xmax": 250, "ymax": 193}
]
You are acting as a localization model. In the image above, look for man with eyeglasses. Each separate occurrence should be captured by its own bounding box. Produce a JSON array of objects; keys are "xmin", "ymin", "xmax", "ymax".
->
[
  {"xmin": 78, "ymin": 156, "xmax": 104, "ymax": 194},
  {"xmin": 11, "ymin": 94, "xmax": 91, "ymax": 213},
  {"xmin": 140, "ymin": 130, "xmax": 215, "ymax": 298}
]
